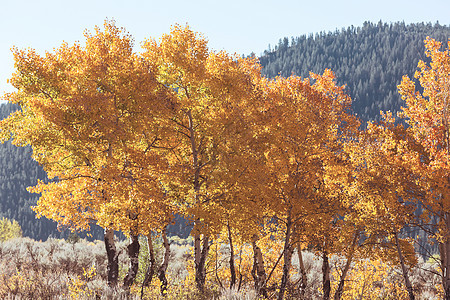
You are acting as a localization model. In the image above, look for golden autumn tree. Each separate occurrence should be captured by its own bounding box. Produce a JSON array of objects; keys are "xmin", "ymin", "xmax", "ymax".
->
[
  {"xmin": 344, "ymin": 112, "xmax": 424, "ymax": 300},
  {"xmin": 397, "ymin": 37, "xmax": 450, "ymax": 298},
  {"xmin": 0, "ymin": 20, "xmax": 177, "ymax": 287},
  {"xmin": 199, "ymin": 57, "xmax": 278, "ymax": 294},
  {"xmin": 141, "ymin": 24, "xmax": 270, "ymax": 292},
  {"xmin": 258, "ymin": 70, "xmax": 359, "ymax": 300}
]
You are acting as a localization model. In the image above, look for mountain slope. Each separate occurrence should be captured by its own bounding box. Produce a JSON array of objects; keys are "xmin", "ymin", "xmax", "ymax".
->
[
  {"xmin": 0, "ymin": 103, "xmax": 55, "ymax": 240},
  {"xmin": 259, "ymin": 21, "xmax": 450, "ymax": 122}
]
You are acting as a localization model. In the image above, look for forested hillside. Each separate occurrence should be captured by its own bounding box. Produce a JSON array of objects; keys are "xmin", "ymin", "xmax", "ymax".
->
[
  {"xmin": 0, "ymin": 103, "xmax": 53, "ymax": 240},
  {"xmin": 259, "ymin": 21, "xmax": 450, "ymax": 121}
]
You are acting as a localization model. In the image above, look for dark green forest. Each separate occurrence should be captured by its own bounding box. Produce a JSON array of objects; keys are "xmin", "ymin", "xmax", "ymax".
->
[
  {"xmin": 0, "ymin": 103, "xmax": 55, "ymax": 240},
  {"xmin": 1, "ymin": 21, "xmax": 449, "ymax": 241},
  {"xmin": 260, "ymin": 21, "xmax": 450, "ymax": 121}
]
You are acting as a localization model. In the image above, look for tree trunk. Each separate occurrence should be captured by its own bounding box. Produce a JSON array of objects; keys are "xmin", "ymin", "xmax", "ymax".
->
[
  {"xmin": 141, "ymin": 233, "xmax": 156, "ymax": 299},
  {"xmin": 251, "ymin": 234, "xmax": 268, "ymax": 298},
  {"xmin": 297, "ymin": 243, "xmax": 308, "ymax": 298},
  {"xmin": 187, "ymin": 109, "xmax": 210, "ymax": 293},
  {"xmin": 322, "ymin": 251, "xmax": 331, "ymax": 300},
  {"xmin": 104, "ymin": 228, "xmax": 119, "ymax": 287},
  {"xmin": 334, "ymin": 231, "xmax": 359, "ymax": 300},
  {"xmin": 194, "ymin": 231, "xmax": 210, "ymax": 293},
  {"xmin": 278, "ymin": 210, "xmax": 293, "ymax": 300},
  {"xmin": 124, "ymin": 234, "xmax": 140, "ymax": 287},
  {"xmin": 394, "ymin": 231, "xmax": 415, "ymax": 300},
  {"xmin": 442, "ymin": 214, "xmax": 450, "ymax": 300},
  {"xmin": 158, "ymin": 229, "xmax": 171, "ymax": 295},
  {"xmin": 194, "ymin": 232, "xmax": 202, "ymax": 291},
  {"xmin": 227, "ymin": 221, "xmax": 237, "ymax": 289}
]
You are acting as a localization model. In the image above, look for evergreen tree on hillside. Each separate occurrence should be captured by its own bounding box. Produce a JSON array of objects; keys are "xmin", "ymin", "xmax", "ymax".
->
[{"xmin": 259, "ymin": 21, "xmax": 450, "ymax": 121}]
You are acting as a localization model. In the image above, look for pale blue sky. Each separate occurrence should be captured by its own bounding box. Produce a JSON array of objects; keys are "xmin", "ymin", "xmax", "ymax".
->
[{"xmin": 0, "ymin": 0, "xmax": 449, "ymax": 97}]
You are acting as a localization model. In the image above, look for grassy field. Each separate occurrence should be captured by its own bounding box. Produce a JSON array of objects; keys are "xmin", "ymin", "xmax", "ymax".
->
[{"xmin": 0, "ymin": 236, "xmax": 443, "ymax": 299}]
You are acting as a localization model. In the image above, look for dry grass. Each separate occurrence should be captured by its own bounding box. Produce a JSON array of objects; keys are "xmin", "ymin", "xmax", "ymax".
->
[{"xmin": 0, "ymin": 236, "xmax": 443, "ymax": 299}]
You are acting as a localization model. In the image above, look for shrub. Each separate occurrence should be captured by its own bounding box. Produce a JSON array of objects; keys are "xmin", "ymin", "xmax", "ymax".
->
[{"xmin": 0, "ymin": 217, "xmax": 22, "ymax": 241}]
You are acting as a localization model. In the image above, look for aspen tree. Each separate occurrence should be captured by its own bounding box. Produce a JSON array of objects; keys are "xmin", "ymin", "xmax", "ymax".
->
[
  {"xmin": 259, "ymin": 70, "xmax": 359, "ymax": 300},
  {"xmin": 0, "ymin": 20, "xmax": 175, "ymax": 286},
  {"xmin": 398, "ymin": 37, "xmax": 450, "ymax": 299},
  {"xmin": 141, "ymin": 25, "xmax": 267, "ymax": 293}
]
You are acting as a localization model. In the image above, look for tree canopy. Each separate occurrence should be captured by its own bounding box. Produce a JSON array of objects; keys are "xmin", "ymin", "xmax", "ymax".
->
[{"xmin": 1, "ymin": 20, "xmax": 450, "ymax": 299}]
